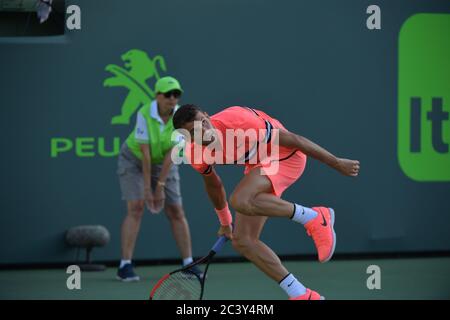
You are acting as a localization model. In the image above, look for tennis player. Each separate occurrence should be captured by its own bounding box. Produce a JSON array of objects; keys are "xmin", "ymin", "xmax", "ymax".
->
[{"xmin": 172, "ymin": 105, "xmax": 360, "ymax": 300}]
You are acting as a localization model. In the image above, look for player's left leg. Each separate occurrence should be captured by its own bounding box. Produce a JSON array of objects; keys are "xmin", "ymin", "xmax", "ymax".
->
[
  {"xmin": 232, "ymin": 211, "xmax": 284, "ymax": 281},
  {"xmin": 233, "ymin": 205, "xmax": 322, "ymax": 299}
]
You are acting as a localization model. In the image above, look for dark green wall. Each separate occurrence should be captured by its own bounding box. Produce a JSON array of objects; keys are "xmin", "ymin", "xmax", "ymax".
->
[{"xmin": 0, "ymin": 0, "xmax": 449, "ymax": 264}]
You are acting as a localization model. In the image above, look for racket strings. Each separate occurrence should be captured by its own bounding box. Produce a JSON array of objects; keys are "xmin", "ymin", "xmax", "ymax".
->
[{"xmin": 152, "ymin": 271, "xmax": 202, "ymax": 300}]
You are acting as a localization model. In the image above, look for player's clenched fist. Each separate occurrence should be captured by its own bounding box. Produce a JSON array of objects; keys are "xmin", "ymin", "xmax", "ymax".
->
[{"xmin": 334, "ymin": 158, "xmax": 360, "ymax": 177}]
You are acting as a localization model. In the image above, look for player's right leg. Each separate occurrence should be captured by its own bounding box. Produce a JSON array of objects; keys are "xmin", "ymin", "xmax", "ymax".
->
[{"xmin": 231, "ymin": 165, "xmax": 336, "ymax": 263}]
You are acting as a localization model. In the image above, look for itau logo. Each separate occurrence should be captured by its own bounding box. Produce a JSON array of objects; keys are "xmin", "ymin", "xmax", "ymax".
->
[
  {"xmin": 104, "ymin": 49, "xmax": 167, "ymax": 125},
  {"xmin": 398, "ymin": 14, "xmax": 450, "ymax": 181}
]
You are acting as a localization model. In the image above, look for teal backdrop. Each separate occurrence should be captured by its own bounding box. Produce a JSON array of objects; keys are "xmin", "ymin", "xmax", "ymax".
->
[{"xmin": 0, "ymin": 0, "xmax": 449, "ymax": 265}]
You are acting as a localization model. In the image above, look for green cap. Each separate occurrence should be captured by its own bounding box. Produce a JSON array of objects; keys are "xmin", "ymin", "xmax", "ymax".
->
[{"xmin": 155, "ymin": 76, "xmax": 183, "ymax": 93}]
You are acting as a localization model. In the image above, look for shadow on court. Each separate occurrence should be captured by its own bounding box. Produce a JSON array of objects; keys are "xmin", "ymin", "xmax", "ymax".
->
[{"xmin": 1, "ymin": 257, "xmax": 449, "ymax": 299}]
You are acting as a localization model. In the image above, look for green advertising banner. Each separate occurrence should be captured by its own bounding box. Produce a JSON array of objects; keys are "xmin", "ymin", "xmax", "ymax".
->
[{"xmin": 0, "ymin": 0, "xmax": 449, "ymax": 265}]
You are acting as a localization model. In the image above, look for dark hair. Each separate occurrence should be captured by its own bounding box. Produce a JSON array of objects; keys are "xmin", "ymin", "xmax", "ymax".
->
[{"xmin": 173, "ymin": 104, "xmax": 202, "ymax": 129}]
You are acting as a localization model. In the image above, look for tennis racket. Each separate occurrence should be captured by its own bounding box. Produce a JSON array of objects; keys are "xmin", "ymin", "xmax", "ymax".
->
[{"xmin": 149, "ymin": 235, "xmax": 229, "ymax": 300}]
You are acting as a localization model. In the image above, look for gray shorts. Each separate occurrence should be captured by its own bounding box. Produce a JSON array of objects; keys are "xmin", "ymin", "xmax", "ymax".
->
[{"xmin": 117, "ymin": 143, "xmax": 182, "ymax": 205}]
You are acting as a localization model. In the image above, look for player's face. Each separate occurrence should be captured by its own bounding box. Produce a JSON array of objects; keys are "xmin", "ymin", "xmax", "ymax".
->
[{"xmin": 182, "ymin": 111, "xmax": 216, "ymax": 146}]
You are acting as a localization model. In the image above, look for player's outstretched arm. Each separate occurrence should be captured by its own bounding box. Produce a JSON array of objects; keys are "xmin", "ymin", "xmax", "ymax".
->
[
  {"xmin": 202, "ymin": 168, "xmax": 227, "ymax": 209},
  {"xmin": 278, "ymin": 129, "xmax": 360, "ymax": 177},
  {"xmin": 202, "ymin": 169, "xmax": 233, "ymax": 239}
]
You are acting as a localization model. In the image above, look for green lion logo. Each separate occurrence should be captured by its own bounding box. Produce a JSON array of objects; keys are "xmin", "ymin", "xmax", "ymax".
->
[{"xmin": 104, "ymin": 49, "xmax": 167, "ymax": 125}]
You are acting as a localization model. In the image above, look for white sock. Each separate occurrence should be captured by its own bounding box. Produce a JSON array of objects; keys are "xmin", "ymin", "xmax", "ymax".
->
[
  {"xmin": 119, "ymin": 259, "xmax": 131, "ymax": 269},
  {"xmin": 291, "ymin": 203, "xmax": 318, "ymax": 225},
  {"xmin": 279, "ymin": 273, "xmax": 307, "ymax": 298},
  {"xmin": 183, "ymin": 257, "xmax": 194, "ymax": 266}
]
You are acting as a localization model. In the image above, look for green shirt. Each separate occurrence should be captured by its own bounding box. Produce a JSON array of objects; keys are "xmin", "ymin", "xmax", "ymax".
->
[{"xmin": 126, "ymin": 101, "xmax": 180, "ymax": 164}]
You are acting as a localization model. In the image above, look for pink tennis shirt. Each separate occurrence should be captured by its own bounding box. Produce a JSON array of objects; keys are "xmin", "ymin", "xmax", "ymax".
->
[{"xmin": 184, "ymin": 106, "xmax": 307, "ymax": 197}]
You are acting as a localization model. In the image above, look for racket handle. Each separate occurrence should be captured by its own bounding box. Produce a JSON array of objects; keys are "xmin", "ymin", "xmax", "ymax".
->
[{"xmin": 211, "ymin": 235, "xmax": 228, "ymax": 254}]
